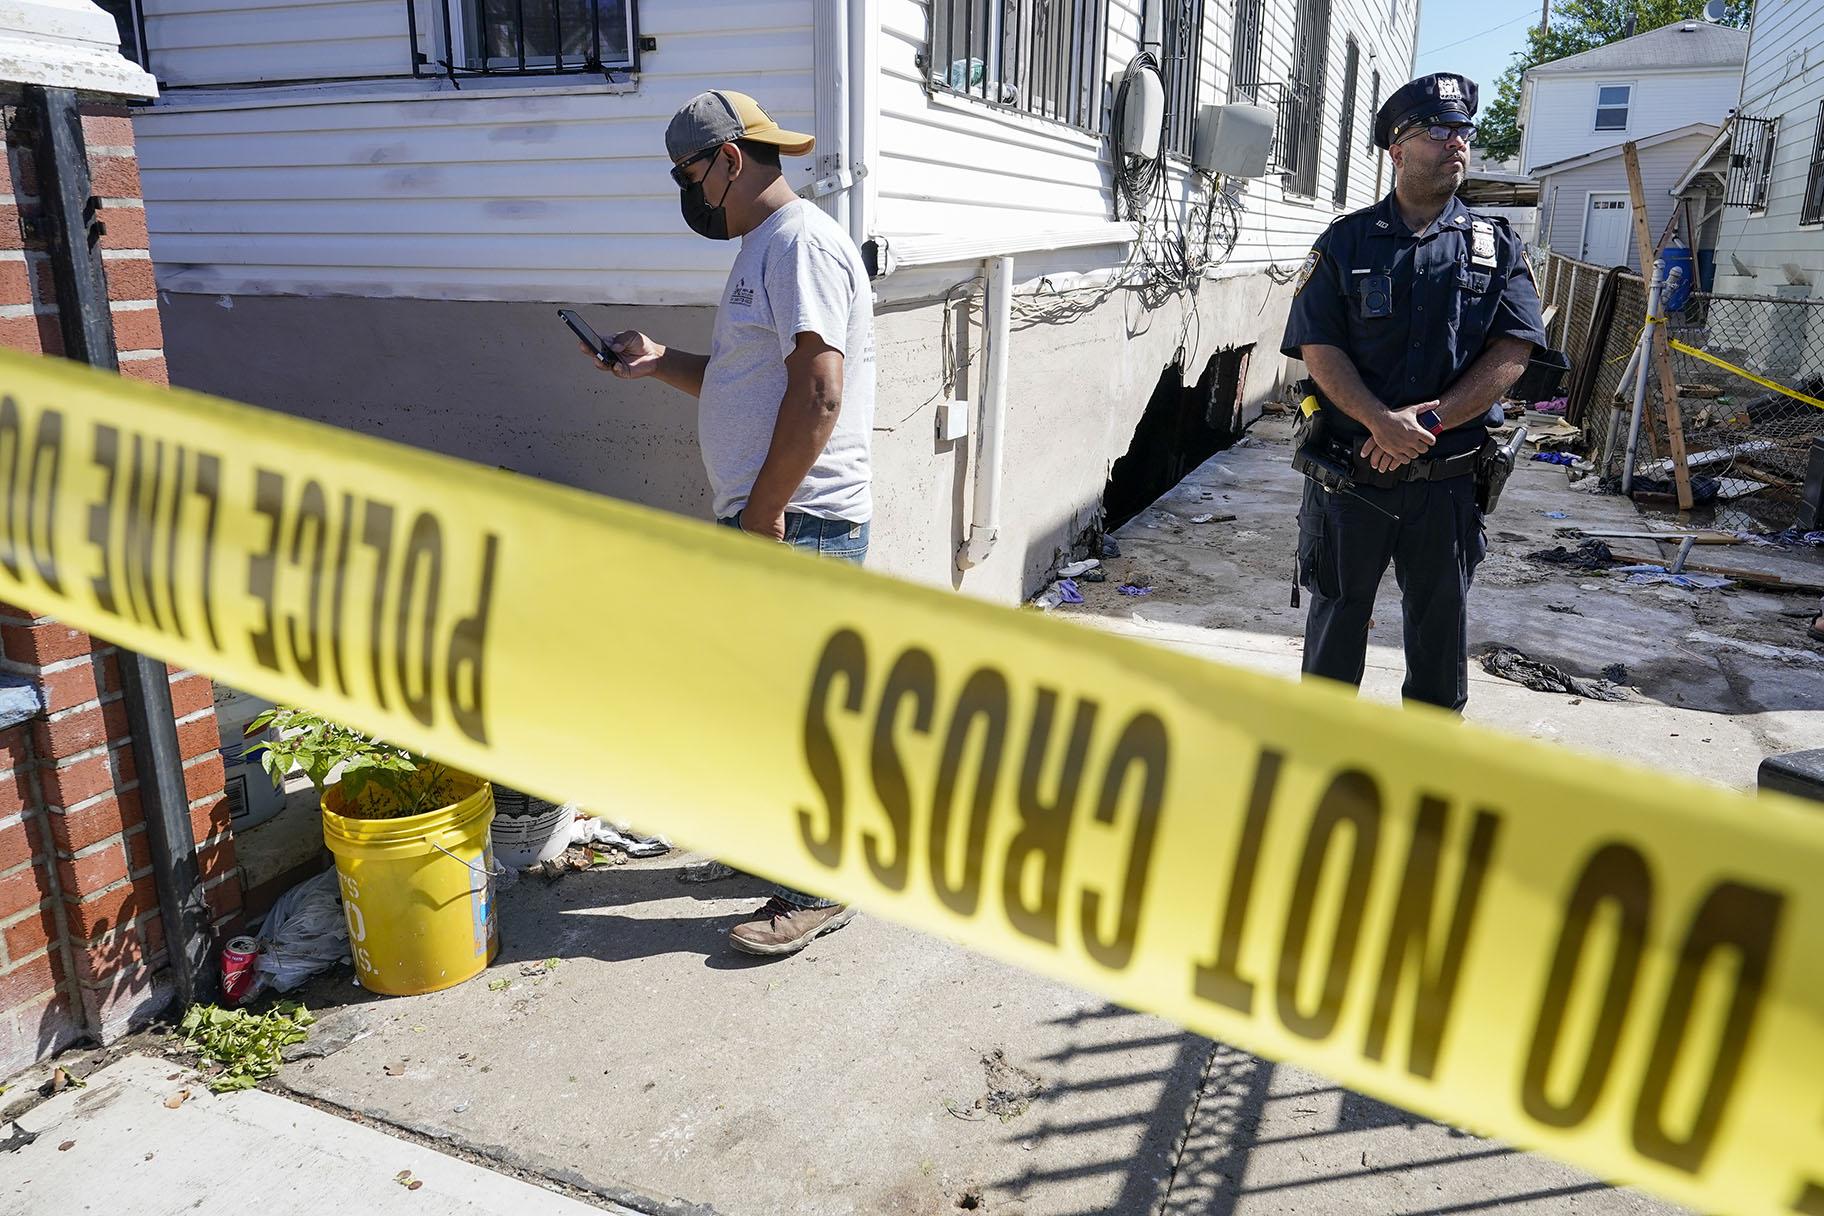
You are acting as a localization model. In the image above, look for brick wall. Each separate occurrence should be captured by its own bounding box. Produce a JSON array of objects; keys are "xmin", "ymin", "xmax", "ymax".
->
[{"xmin": 0, "ymin": 95, "xmax": 237, "ymax": 1078}]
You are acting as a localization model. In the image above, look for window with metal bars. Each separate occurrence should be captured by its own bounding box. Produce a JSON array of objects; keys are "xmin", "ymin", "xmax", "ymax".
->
[
  {"xmin": 1160, "ymin": 0, "xmax": 1205, "ymax": 159},
  {"xmin": 1279, "ymin": 0, "xmax": 1331, "ymax": 198},
  {"xmin": 923, "ymin": 0, "xmax": 1112, "ymax": 133},
  {"xmin": 1802, "ymin": 100, "xmax": 1824, "ymax": 226},
  {"xmin": 1725, "ymin": 115, "xmax": 1777, "ymax": 211},
  {"xmin": 1332, "ymin": 37, "xmax": 1358, "ymax": 206},
  {"xmin": 1229, "ymin": 0, "xmax": 1264, "ymax": 103},
  {"xmin": 413, "ymin": 0, "xmax": 638, "ymax": 78}
]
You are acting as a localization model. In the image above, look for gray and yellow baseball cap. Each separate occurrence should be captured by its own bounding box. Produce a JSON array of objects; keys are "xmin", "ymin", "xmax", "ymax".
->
[{"xmin": 665, "ymin": 90, "xmax": 815, "ymax": 163}]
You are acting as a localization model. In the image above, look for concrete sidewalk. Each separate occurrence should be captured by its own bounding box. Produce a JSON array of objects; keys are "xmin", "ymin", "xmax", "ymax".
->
[
  {"xmin": 273, "ymin": 853, "xmax": 1680, "ymax": 1216},
  {"xmin": 3, "ymin": 1053, "xmax": 633, "ymax": 1216}
]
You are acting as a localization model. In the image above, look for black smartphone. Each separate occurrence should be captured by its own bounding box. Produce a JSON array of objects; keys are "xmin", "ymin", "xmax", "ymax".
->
[{"xmin": 559, "ymin": 308, "xmax": 617, "ymax": 364}]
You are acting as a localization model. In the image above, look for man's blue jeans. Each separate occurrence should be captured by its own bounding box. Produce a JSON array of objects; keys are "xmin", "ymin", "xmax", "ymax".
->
[{"xmin": 716, "ymin": 509, "xmax": 870, "ymax": 908}]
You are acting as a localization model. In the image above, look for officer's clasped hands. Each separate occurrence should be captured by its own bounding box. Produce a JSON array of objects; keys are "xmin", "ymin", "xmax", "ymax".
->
[{"xmin": 1361, "ymin": 403, "xmax": 1439, "ymax": 473}]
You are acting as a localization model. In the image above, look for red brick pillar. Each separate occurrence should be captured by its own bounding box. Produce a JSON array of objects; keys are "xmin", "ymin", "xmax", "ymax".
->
[{"xmin": 0, "ymin": 98, "xmax": 240, "ymax": 1077}]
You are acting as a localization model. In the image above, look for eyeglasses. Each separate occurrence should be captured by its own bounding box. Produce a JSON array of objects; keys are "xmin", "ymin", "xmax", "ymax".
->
[
  {"xmin": 669, "ymin": 144, "xmax": 725, "ymax": 187},
  {"xmin": 1401, "ymin": 123, "xmax": 1476, "ymax": 145}
]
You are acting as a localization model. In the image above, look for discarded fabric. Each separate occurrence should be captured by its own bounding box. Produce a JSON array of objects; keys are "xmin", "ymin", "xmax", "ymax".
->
[
  {"xmin": 1118, "ymin": 583, "xmax": 1152, "ymax": 596},
  {"xmin": 1478, "ymin": 645, "xmax": 1629, "ymax": 701},
  {"xmin": 1532, "ymin": 452, "xmax": 1576, "ymax": 466},
  {"xmin": 1529, "ymin": 540, "xmax": 1615, "ymax": 570},
  {"xmin": 1538, "ymin": 511, "xmax": 1568, "ymax": 520},
  {"xmin": 1611, "ymin": 564, "xmax": 1731, "ymax": 590},
  {"xmin": 574, "ymin": 814, "xmax": 671, "ymax": 858},
  {"xmin": 1734, "ymin": 528, "xmax": 1824, "ymax": 549},
  {"xmin": 1057, "ymin": 578, "xmax": 1084, "ymax": 605},
  {"xmin": 1532, "ymin": 397, "xmax": 1569, "ymax": 416}
]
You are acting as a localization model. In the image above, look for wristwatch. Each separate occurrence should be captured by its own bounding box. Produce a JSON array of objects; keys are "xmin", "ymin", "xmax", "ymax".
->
[{"xmin": 1416, "ymin": 408, "xmax": 1445, "ymax": 436}]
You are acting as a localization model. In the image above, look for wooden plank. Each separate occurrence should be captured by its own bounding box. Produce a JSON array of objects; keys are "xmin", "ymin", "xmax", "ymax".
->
[{"xmin": 1622, "ymin": 140, "xmax": 1694, "ymax": 511}]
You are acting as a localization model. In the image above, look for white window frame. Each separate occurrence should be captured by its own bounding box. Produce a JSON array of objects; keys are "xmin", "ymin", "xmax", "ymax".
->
[
  {"xmin": 441, "ymin": 0, "xmax": 637, "ymax": 75},
  {"xmin": 1593, "ymin": 81, "xmax": 1632, "ymax": 134}
]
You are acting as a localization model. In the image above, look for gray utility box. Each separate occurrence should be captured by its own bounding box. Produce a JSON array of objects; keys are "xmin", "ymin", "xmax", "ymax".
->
[{"xmin": 1193, "ymin": 103, "xmax": 1276, "ymax": 179}]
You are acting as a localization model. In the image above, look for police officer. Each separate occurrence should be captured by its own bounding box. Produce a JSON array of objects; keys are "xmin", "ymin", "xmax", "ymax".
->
[{"xmin": 1281, "ymin": 73, "xmax": 1545, "ymax": 712}]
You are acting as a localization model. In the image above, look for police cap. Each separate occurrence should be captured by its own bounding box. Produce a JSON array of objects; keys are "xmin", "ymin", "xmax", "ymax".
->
[{"xmin": 1373, "ymin": 73, "xmax": 1477, "ymax": 150}]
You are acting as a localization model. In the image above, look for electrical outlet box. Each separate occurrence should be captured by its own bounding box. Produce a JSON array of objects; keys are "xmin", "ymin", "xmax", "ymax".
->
[{"xmin": 937, "ymin": 399, "xmax": 970, "ymax": 443}]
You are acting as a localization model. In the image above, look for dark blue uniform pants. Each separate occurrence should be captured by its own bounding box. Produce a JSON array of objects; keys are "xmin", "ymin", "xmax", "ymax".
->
[{"xmin": 1297, "ymin": 475, "xmax": 1485, "ymax": 712}]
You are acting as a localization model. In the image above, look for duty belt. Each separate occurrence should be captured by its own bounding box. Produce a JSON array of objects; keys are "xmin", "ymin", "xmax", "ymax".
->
[{"xmin": 1350, "ymin": 446, "xmax": 1481, "ymax": 488}]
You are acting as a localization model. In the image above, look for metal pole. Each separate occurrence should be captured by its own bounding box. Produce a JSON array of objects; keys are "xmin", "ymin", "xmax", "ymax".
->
[
  {"xmin": 24, "ymin": 85, "xmax": 215, "ymax": 1008},
  {"xmin": 1622, "ymin": 258, "xmax": 1667, "ymax": 497}
]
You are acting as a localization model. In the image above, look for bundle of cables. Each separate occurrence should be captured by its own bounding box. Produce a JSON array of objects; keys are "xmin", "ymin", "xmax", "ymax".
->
[{"xmin": 1111, "ymin": 53, "xmax": 1242, "ymax": 308}]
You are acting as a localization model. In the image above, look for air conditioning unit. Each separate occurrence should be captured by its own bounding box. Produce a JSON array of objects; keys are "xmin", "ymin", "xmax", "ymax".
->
[{"xmin": 1193, "ymin": 103, "xmax": 1275, "ymax": 178}]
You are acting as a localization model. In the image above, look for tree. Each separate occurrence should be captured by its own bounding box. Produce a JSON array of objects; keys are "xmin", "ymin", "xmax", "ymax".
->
[{"xmin": 1476, "ymin": 0, "xmax": 1752, "ymax": 162}]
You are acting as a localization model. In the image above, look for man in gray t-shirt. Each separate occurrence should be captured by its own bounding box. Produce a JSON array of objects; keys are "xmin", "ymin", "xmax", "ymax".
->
[{"xmin": 576, "ymin": 89, "xmax": 874, "ymax": 959}]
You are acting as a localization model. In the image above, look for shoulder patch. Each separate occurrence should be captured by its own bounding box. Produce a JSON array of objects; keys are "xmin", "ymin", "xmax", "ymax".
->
[{"xmin": 1294, "ymin": 248, "xmax": 1321, "ymax": 295}]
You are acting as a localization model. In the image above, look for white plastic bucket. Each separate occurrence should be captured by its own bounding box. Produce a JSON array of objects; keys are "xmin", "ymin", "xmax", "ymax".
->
[{"xmin": 489, "ymin": 796, "xmax": 576, "ymax": 868}]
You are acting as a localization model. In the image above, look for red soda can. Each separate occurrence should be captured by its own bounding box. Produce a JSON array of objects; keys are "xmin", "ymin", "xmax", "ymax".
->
[{"xmin": 221, "ymin": 936, "xmax": 260, "ymax": 1005}]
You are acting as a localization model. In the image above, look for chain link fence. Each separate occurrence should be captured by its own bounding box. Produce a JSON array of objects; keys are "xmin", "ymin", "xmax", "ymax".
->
[{"xmin": 1538, "ymin": 251, "xmax": 1824, "ymax": 533}]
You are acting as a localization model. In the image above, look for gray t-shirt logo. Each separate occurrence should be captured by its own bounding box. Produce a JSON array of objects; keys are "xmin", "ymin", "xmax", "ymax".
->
[{"xmin": 729, "ymin": 278, "xmax": 755, "ymax": 308}]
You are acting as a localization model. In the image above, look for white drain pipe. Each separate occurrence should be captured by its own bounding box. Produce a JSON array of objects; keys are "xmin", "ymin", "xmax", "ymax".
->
[{"xmin": 959, "ymin": 255, "xmax": 1014, "ymax": 569}]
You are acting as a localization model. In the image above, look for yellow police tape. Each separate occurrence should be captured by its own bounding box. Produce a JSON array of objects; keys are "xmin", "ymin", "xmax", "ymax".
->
[
  {"xmin": 1669, "ymin": 339, "xmax": 1824, "ymax": 412},
  {"xmin": 2, "ymin": 349, "xmax": 1822, "ymax": 1214}
]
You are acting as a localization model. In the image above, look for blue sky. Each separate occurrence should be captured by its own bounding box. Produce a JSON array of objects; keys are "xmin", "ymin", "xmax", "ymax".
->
[{"xmin": 1413, "ymin": 0, "xmax": 1545, "ymax": 98}]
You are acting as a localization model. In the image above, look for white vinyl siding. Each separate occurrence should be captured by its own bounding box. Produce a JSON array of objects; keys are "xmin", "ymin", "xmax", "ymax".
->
[
  {"xmin": 144, "ymin": 0, "xmax": 412, "ymax": 86},
  {"xmin": 1520, "ymin": 69, "xmax": 1739, "ymax": 176},
  {"xmin": 877, "ymin": 0, "xmax": 1415, "ymax": 277},
  {"xmin": 135, "ymin": 3, "xmax": 815, "ymax": 304},
  {"xmin": 134, "ymin": 0, "xmax": 1419, "ymax": 304},
  {"xmin": 1712, "ymin": 0, "xmax": 1824, "ymax": 293}
]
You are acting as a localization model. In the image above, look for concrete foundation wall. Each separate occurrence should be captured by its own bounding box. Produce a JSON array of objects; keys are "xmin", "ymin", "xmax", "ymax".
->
[{"xmin": 159, "ymin": 270, "xmax": 1296, "ymax": 603}]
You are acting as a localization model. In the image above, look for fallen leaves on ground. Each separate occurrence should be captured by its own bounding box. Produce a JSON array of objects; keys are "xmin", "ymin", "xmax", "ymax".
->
[
  {"xmin": 175, "ymin": 1001, "xmax": 315, "ymax": 1093},
  {"xmin": 163, "ymin": 1089, "xmax": 191, "ymax": 1110}
]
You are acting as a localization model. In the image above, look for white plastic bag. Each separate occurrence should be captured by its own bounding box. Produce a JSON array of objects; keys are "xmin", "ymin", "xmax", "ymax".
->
[{"xmin": 254, "ymin": 868, "xmax": 351, "ymax": 994}]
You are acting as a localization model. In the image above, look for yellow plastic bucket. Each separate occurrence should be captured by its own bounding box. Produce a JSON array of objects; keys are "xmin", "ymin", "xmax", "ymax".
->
[{"xmin": 322, "ymin": 777, "xmax": 499, "ymax": 996}]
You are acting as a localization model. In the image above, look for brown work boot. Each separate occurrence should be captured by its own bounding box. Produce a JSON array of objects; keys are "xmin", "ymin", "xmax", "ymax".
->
[{"xmin": 728, "ymin": 898, "xmax": 855, "ymax": 957}]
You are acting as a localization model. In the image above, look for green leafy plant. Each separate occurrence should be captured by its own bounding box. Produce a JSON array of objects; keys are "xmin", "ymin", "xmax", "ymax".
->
[
  {"xmin": 247, "ymin": 707, "xmax": 456, "ymax": 820},
  {"xmin": 177, "ymin": 1001, "xmax": 316, "ymax": 1092}
]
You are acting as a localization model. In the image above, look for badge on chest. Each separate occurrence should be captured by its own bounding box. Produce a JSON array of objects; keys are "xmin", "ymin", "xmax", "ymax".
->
[{"xmin": 1470, "ymin": 219, "xmax": 1498, "ymax": 269}]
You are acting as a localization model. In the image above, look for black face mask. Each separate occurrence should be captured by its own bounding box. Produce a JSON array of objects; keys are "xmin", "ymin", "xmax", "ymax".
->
[{"xmin": 680, "ymin": 167, "xmax": 735, "ymax": 241}]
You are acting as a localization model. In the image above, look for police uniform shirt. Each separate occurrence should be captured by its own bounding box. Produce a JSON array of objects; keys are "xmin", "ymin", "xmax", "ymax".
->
[{"xmin": 1280, "ymin": 193, "xmax": 1547, "ymax": 457}]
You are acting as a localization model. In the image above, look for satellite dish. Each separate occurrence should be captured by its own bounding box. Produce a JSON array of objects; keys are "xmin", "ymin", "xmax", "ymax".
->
[{"xmin": 1702, "ymin": 0, "xmax": 1728, "ymax": 21}]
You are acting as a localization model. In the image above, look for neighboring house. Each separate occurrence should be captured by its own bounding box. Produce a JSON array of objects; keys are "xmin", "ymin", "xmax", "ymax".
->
[
  {"xmin": 1678, "ymin": 0, "xmax": 1824, "ymax": 300},
  {"xmin": 103, "ymin": 0, "xmax": 1419, "ymax": 602},
  {"xmin": 1519, "ymin": 18, "xmax": 1747, "ymax": 270}
]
